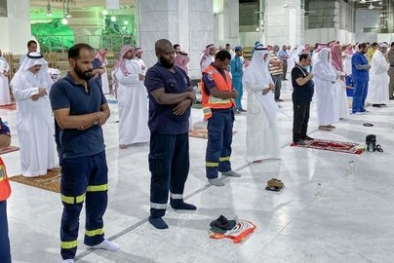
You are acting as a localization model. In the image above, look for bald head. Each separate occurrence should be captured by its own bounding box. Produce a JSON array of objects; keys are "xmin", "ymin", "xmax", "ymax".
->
[
  {"xmin": 155, "ymin": 39, "xmax": 175, "ymax": 68},
  {"xmin": 155, "ymin": 39, "xmax": 173, "ymax": 55}
]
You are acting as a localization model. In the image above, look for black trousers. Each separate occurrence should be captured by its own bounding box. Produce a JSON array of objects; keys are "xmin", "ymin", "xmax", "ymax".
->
[
  {"xmin": 149, "ymin": 133, "xmax": 190, "ymax": 218},
  {"xmin": 293, "ymin": 102, "xmax": 311, "ymax": 142}
]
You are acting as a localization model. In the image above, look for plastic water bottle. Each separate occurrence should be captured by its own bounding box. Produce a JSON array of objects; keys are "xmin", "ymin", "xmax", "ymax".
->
[
  {"xmin": 315, "ymin": 183, "xmax": 322, "ymax": 197},
  {"xmin": 347, "ymin": 160, "xmax": 355, "ymax": 175}
]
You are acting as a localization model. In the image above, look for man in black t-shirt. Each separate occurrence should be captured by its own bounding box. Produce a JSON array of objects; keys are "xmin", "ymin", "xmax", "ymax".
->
[{"xmin": 291, "ymin": 53, "xmax": 314, "ymax": 145}]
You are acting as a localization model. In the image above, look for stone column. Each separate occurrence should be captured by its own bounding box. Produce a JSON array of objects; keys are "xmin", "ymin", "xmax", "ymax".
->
[
  {"xmin": 213, "ymin": 0, "xmax": 240, "ymax": 46},
  {"xmin": 0, "ymin": 0, "xmax": 32, "ymax": 55},
  {"xmin": 135, "ymin": 0, "xmax": 214, "ymax": 80},
  {"xmin": 67, "ymin": 9, "xmax": 105, "ymax": 49},
  {"xmin": 264, "ymin": 0, "xmax": 304, "ymax": 46}
]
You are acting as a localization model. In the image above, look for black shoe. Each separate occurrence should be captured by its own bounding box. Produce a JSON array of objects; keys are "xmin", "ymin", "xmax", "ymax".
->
[
  {"xmin": 372, "ymin": 104, "xmax": 382, "ymax": 108},
  {"xmin": 294, "ymin": 140, "xmax": 307, "ymax": 146},
  {"xmin": 238, "ymin": 109, "xmax": 247, "ymax": 112},
  {"xmin": 301, "ymin": 135, "xmax": 314, "ymax": 141}
]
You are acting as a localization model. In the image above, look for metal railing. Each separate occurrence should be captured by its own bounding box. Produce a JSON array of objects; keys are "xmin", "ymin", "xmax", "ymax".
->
[{"xmin": 37, "ymin": 34, "xmax": 136, "ymax": 53}]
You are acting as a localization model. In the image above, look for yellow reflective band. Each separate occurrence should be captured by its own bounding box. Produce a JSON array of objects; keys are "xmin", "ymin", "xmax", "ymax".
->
[
  {"xmin": 61, "ymin": 240, "xmax": 77, "ymax": 249},
  {"xmin": 87, "ymin": 184, "xmax": 108, "ymax": 192},
  {"xmin": 85, "ymin": 228, "xmax": 104, "ymax": 237},
  {"xmin": 206, "ymin": 162, "xmax": 219, "ymax": 167},
  {"xmin": 61, "ymin": 193, "xmax": 86, "ymax": 204},
  {"xmin": 219, "ymin": 157, "xmax": 230, "ymax": 162},
  {"xmin": 208, "ymin": 96, "xmax": 231, "ymax": 104},
  {"xmin": 203, "ymin": 107, "xmax": 211, "ymax": 113}
]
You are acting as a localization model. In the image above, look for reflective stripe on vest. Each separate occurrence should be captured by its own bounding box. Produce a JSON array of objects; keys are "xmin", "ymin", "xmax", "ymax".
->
[
  {"xmin": 0, "ymin": 157, "xmax": 11, "ymax": 201},
  {"xmin": 201, "ymin": 65, "xmax": 235, "ymax": 119}
]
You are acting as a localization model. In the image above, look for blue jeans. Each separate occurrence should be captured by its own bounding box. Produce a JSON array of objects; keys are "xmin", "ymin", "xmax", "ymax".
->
[
  {"xmin": 206, "ymin": 109, "xmax": 234, "ymax": 179},
  {"xmin": 352, "ymin": 79, "xmax": 368, "ymax": 113},
  {"xmin": 60, "ymin": 151, "xmax": 108, "ymax": 260},
  {"xmin": 232, "ymin": 76, "xmax": 244, "ymax": 110},
  {"xmin": 0, "ymin": 201, "xmax": 11, "ymax": 263},
  {"xmin": 149, "ymin": 133, "xmax": 190, "ymax": 218}
]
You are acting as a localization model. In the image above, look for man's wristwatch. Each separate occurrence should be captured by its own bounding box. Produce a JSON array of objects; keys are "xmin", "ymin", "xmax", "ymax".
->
[{"xmin": 93, "ymin": 119, "xmax": 99, "ymax": 126}]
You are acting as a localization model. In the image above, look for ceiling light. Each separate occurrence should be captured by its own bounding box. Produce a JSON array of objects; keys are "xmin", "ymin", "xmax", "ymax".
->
[
  {"xmin": 61, "ymin": 18, "xmax": 68, "ymax": 25},
  {"xmin": 102, "ymin": 9, "xmax": 108, "ymax": 15},
  {"xmin": 368, "ymin": 4, "xmax": 374, "ymax": 9},
  {"xmin": 111, "ymin": 15, "xmax": 116, "ymax": 22},
  {"xmin": 123, "ymin": 20, "xmax": 128, "ymax": 25},
  {"xmin": 360, "ymin": 0, "xmax": 366, "ymax": 3}
]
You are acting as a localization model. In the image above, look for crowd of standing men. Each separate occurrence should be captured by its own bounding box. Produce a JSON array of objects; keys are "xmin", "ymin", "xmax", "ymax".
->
[{"xmin": 0, "ymin": 38, "xmax": 392, "ymax": 262}]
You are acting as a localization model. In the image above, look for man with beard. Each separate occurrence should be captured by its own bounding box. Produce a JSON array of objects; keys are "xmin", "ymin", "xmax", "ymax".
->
[
  {"xmin": 144, "ymin": 39, "xmax": 197, "ymax": 230},
  {"xmin": 50, "ymin": 43, "xmax": 119, "ymax": 263},
  {"xmin": 10, "ymin": 52, "xmax": 56, "ymax": 177},
  {"xmin": 351, "ymin": 43, "xmax": 371, "ymax": 114}
]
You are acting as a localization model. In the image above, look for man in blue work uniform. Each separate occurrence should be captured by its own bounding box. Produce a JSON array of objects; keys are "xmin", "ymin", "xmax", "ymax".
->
[
  {"xmin": 351, "ymin": 43, "xmax": 371, "ymax": 114},
  {"xmin": 144, "ymin": 39, "xmax": 197, "ymax": 230},
  {"xmin": 50, "ymin": 43, "xmax": 119, "ymax": 263},
  {"xmin": 230, "ymin": 46, "xmax": 246, "ymax": 113},
  {"xmin": 201, "ymin": 50, "xmax": 242, "ymax": 187}
]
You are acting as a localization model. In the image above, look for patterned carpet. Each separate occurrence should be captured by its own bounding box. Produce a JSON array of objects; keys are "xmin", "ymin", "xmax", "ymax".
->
[
  {"xmin": 9, "ymin": 168, "xmax": 61, "ymax": 193},
  {"xmin": 0, "ymin": 145, "xmax": 19, "ymax": 155},
  {"xmin": 291, "ymin": 139, "xmax": 365, "ymax": 155}
]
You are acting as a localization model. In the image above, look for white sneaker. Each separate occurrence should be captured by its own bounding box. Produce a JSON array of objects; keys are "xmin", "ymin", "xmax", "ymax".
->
[
  {"xmin": 222, "ymin": 170, "xmax": 242, "ymax": 177},
  {"xmin": 63, "ymin": 260, "xmax": 74, "ymax": 263},
  {"xmin": 88, "ymin": 240, "xmax": 120, "ymax": 251},
  {"xmin": 208, "ymin": 178, "xmax": 225, "ymax": 187}
]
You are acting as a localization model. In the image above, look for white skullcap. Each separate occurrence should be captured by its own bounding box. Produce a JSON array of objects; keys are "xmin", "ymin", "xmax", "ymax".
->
[{"xmin": 379, "ymin": 43, "xmax": 388, "ymax": 48}]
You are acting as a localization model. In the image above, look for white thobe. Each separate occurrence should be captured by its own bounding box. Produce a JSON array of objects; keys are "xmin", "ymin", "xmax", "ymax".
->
[
  {"xmin": 334, "ymin": 71, "xmax": 349, "ymax": 119},
  {"xmin": 342, "ymin": 54, "xmax": 352, "ymax": 75},
  {"xmin": 114, "ymin": 60, "xmax": 150, "ymax": 145},
  {"xmin": 134, "ymin": 58, "xmax": 147, "ymax": 75},
  {"xmin": 245, "ymin": 82, "xmax": 280, "ymax": 162},
  {"xmin": 0, "ymin": 58, "xmax": 11, "ymax": 106},
  {"xmin": 101, "ymin": 59, "xmax": 110, "ymax": 94},
  {"xmin": 368, "ymin": 50, "xmax": 390, "ymax": 104},
  {"xmin": 314, "ymin": 65, "xmax": 339, "ymax": 125},
  {"xmin": 201, "ymin": 55, "xmax": 214, "ymax": 72},
  {"xmin": 10, "ymin": 70, "xmax": 56, "ymax": 177}
]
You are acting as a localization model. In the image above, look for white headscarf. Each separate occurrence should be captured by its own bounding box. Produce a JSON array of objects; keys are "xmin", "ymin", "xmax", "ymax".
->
[
  {"xmin": 10, "ymin": 52, "xmax": 53, "ymax": 97},
  {"xmin": 243, "ymin": 47, "xmax": 282, "ymax": 125},
  {"xmin": 19, "ymin": 52, "xmax": 48, "ymax": 71},
  {"xmin": 243, "ymin": 47, "xmax": 272, "ymax": 86},
  {"xmin": 312, "ymin": 48, "xmax": 336, "ymax": 77},
  {"xmin": 291, "ymin": 45, "xmax": 305, "ymax": 64}
]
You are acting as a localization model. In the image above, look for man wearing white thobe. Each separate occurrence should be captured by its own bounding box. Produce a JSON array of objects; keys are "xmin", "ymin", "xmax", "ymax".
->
[
  {"xmin": 133, "ymin": 47, "xmax": 147, "ymax": 75},
  {"xmin": 243, "ymin": 46, "xmax": 280, "ymax": 163},
  {"xmin": 313, "ymin": 48, "xmax": 339, "ymax": 131},
  {"xmin": 200, "ymin": 44, "xmax": 216, "ymax": 72},
  {"xmin": 112, "ymin": 45, "xmax": 149, "ymax": 149},
  {"xmin": 0, "ymin": 50, "xmax": 11, "ymax": 106},
  {"xmin": 10, "ymin": 52, "xmax": 56, "ymax": 177},
  {"xmin": 368, "ymin": 43, "xmax": 390, "ymax": 107}
]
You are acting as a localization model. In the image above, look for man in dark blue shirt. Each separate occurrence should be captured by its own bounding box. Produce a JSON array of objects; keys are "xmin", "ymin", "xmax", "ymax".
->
[
  {"xmin": 50, "ymin": 43, "xmax": 119, "ymax": 263},
  {"xmin": 351, "ymin": 43, "xmax": 371, "ymax": 114},
  {"xmin": 144, "ymin": 39, "xmax": 197, "ymax": 230},
  {"xmin": 291, "ymin": 53, "xmax": 315, "ymax": 145}
]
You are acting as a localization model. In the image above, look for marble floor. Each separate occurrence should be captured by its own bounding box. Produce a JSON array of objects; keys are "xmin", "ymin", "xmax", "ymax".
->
[{"xmin": 2, "ymin": 81, "xmax": 394, "ymax": 263}]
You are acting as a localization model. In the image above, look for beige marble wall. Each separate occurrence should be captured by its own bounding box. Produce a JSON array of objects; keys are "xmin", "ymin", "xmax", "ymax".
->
[
  {"xmin": 264, "ymin": 0, "xmax": 304, "ymax": 46},
  {"xmin": 135, "ymin": 0, "xmax": 214, "ymax": 79},
  {"xmin": 0, "ymin": 0, "xmax": 32, "ymax": 54},
  {"xmin": 214, "ymin": 0, "xmax": 240, "ymax": 46}
]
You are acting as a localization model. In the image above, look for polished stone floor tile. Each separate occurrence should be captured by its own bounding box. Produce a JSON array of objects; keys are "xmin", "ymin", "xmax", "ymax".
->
[{"xmin": 2, "ymin": 81, "xmax": 393, "ymax": 263}]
